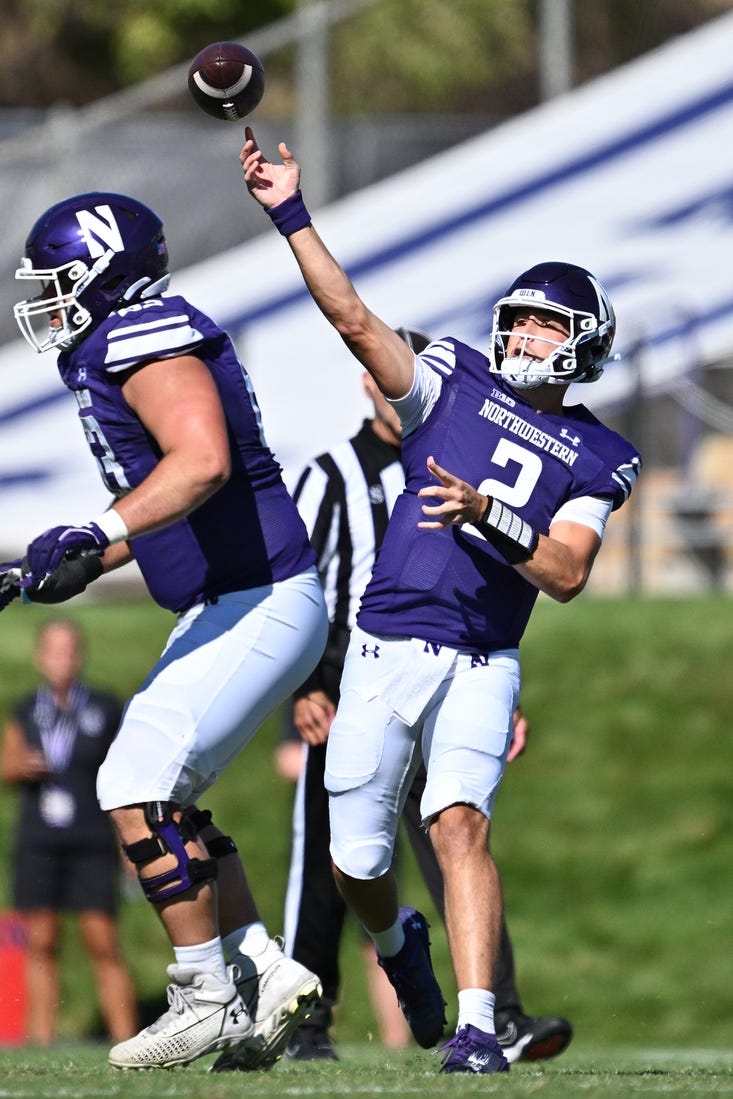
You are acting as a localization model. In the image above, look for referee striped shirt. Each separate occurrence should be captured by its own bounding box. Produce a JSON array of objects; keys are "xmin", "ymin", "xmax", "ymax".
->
[{"xmin": 292, "ymin": 420, "xmax": 403, "ymax": 632}]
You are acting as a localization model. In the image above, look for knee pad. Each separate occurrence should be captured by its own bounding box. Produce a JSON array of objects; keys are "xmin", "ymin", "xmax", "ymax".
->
[
  {"xmin": 330, "ymin": 835, "xmax": 393, "ymax": 880},
  {"xmin": 184, "ymin": 806, "xmax": 238, "ymax": 859},
  {"xmin": 122, "ymin": 802, "xmax": 218, "ymax": 904}
]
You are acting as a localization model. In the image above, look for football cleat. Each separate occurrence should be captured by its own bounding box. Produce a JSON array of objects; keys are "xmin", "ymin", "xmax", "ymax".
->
[
  {"xmin": 108, "ymin": 964, "xmax": 250, "ymax": 1069},
  {"xmin": 285, "ymin": 1022, "xmax": 339, "ymax": 1061},
  {"xmin": 495, "ymin": 1010, "xmax": 573, "ymax": 1063},
  {"xmin": 439, "ymin": 1023, "xmax": 510, "ymax": 1074},
  {"xmin": 210, "ymin": 937, "xmax": 322, "ymax": 1071},
  {"xmin": 377, "ymin": 907, "xmax": 446, "ymax": 1049}
]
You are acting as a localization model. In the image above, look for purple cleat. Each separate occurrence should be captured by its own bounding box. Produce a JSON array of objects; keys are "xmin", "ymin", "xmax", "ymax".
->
[
  {"xmin": 377, "ymin": 907, "xmax": 446, "ymax": 1048},
  {"xmin": 440, "ymin": 1023, "xmax": 510, "ymax": 1074}
]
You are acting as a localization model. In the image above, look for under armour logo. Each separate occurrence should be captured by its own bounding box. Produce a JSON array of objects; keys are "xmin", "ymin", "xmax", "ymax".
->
[
  {"xmin": 423, "ymin": 641, "xmax": 442, "ymax": 656},
  {"xmin": 229, "ymin": 1004, "xmax": 248, "ymax": 1025},
  {"xmin": 559, "ymin": 428, "xmax": 581, "ymax": 446},
  {"xmin": 369, "ymin": 485, "xmax": 385, "ymax": 505},
  {"xmin": 361, "ymin": 644, "xmax": 381, "ymax": 659},
  {"xmin": 77, "ymin": 368, "xmax": 87, "ymax": 383}
]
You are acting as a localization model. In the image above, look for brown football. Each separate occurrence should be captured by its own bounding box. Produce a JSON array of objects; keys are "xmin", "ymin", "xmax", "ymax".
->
[{"xmin": 188, "ymin": 42, "xmax": 265, "ymax": 122}]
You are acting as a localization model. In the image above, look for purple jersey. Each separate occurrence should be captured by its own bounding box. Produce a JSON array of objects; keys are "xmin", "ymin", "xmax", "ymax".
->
[
  {"xmin": 57, "ymin": 294, "xmax": 315, "ymax": 612},
  {"xmin": 358, "ymin": 337, "xmax": 640, "ymax": 651}
]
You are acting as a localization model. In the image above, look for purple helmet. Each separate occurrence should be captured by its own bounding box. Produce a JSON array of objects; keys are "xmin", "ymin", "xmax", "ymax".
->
[
  {"xmin": 14, "ymin": 192, "xmax": 170, "ymax": 353},
  {"xmin": 489, "ymin": 261, "xmax": 616, "ymax": 389}
]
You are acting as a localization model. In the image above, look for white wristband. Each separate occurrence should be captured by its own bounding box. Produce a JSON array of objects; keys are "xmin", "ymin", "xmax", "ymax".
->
[{"xmin": 92, "ymin": 508, "xmax": 129, "ymax": 544}]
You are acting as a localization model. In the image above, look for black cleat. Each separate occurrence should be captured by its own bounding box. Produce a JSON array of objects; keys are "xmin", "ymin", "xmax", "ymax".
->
[
  {"xmin": 285, "ymin": 1023, "xmax": 338, "ymax": 1061},
  {"xmin": 495, "ymin": 1011, "xmax": 572, "ymax": 1063}
]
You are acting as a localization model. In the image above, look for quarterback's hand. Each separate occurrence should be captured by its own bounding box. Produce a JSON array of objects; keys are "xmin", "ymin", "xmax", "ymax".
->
[
  {"xmin": 240, "ymin": 127, "xmax": 301, "ymax": 209},
  {"xmin": 417, "ymin": 456, "xmax": 487, "ymax": 529},
  {"xmin": 22, "ymin": 522, "xmax": 110, "ymax": 589},
  {"xmin": 0, "ymin": 558, "xmax": 23, "ymax": 611}
]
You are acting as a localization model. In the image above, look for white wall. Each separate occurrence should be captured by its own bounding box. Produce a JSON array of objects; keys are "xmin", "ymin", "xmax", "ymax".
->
[{"xmin": 3, "ymin": 13, "xmax": 733, "ymax": 550}]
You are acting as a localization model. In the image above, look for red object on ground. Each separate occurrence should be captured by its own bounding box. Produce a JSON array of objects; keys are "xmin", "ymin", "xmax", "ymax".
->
[{"xmin": 0, "ymin": 912, "xmax": 27, "ymax": 1045}]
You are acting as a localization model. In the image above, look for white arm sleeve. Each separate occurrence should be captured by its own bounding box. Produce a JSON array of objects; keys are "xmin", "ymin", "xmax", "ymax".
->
[
  {"xmin": 388, "ymin": 355, "xmax": 443, "ymax": 438},
  {"xmin": 551, "ymin": 495, "xmax": 613, "ymax": 540}
]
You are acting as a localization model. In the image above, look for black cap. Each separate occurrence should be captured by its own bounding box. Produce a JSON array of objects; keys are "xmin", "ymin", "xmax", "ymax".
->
[{"xmin": 394, "ymin": 326, "xmax": 431, "ymax": 354}]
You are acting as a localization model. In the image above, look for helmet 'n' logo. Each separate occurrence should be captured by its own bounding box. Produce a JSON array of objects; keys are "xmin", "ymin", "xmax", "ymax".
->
[{"xmin": 75, "ymin": 205, "xmax": 125, "ymax": 259}]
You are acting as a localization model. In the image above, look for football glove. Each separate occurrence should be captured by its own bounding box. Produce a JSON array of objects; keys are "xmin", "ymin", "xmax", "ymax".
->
[
  {"xmin": 0, "ymin": 558, "xmax": 23, "ymax": 612},
  {"xmin": 22, "ymin": 555, "xmax": 105, "ymax": 604},
  {"xmin": 22, "ymin": 522, "xmax": 110, "ymax": 590}
]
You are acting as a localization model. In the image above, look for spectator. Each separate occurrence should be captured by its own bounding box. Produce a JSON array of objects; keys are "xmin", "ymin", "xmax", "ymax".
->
[{"xmin": 0, "ymin": 618, "xmax": 137, "ymax": 1046}]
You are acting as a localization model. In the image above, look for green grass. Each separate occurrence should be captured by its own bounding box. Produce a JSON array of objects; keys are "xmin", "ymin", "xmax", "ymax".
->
[
  {"xmin": 0, "ymin": 595, "xmax": 731, "ymax": 1079},
  {"xmin": 0, "ymin": 1043, "xmax": 732, "ymax": 1097}
]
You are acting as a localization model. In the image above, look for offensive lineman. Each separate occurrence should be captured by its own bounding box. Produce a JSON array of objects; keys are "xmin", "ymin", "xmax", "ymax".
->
[
  {"xmin": 239, "ymin": 129, "xmax": 641, "ymax": 1075},
  {"xmin": 0, "ymin": 192, "xmax": 328, "ymax": 1071}
]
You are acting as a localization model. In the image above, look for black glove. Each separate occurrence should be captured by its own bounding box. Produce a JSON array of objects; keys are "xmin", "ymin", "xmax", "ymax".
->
[{"xmin": 22, "ymin": 555, "xmax": 104, "ymax": 605}]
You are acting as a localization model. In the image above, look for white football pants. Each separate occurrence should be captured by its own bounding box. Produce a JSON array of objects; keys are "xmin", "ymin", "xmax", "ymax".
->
[{"xmin": 97, "ymin": 567, "xmax": 327, "ymax": 809}]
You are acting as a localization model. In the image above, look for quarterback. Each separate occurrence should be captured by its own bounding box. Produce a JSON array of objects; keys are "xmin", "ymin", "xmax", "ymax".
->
[{"xmin": 240, "ymin": 129, "xmax": 641, "ymax": 1075}]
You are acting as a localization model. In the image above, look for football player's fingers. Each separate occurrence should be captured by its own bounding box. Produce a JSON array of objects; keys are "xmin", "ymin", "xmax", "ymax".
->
[
  {"xmin": 425, "ymin": 455, "xmax": 454, "ymax": 486},
  {"xmin": 241, "ymin": 152, "xmax": 260, "ymax": 180},
  {"xmin": 419, "ymin": 499, "xmax": 445, "ymax": 516},
  {"xmin": 417, "ymin": 485, "xmax": 444, "ymax": 501}
]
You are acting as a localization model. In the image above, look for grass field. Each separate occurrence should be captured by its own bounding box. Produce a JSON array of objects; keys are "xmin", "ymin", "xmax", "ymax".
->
[
  {"xmin": 0, "ymin": 594, "xmax": 731, "ymax": 1092},
  {"xmin": 0, "ymin": 1043, "xmax": 732, "ymax": 1097}
]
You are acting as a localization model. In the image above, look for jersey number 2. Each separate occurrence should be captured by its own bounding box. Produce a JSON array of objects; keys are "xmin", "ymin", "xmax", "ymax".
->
[{"xmin": 477, "ymin": 438, "xmax": 542, "ymax": 507}]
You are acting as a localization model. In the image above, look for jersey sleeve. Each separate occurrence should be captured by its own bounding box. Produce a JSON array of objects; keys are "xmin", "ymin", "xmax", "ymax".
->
[
  {"xmin": 390, "ymin": 349, "xmax": 444, "ymax": 437},
  {"xmin": 102, "ymin": 300, "xmax": 206, "ymax": 373},
  {"xmin": 570, "ymin": 450, "xmax": 641, "ymax": 512}
]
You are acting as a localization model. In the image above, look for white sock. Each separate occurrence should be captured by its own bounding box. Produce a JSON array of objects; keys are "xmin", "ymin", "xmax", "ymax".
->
[
  {"xmin": 221, "ymin": 920, "xmax": 271, "ymax": 961},
  {"xmin": 367, "ymin": 917, "xmax": 405, "ymax": 958},
  {"xmin": 174, "ymin": 935, "xmax": 228, "ymax": 982},
  {"xmin": 457, "ymin": 988, "xmax": 496, "ymax": 1033}
]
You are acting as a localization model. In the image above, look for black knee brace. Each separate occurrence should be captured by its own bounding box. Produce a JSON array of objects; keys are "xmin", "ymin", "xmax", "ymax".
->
[
  {"xmin": 185, "ymin": 806, "xmax": 239, "ymax": 860},
  {"xmin": 122, "ymin": 802, "xmax": 218, "ymax": 904}
]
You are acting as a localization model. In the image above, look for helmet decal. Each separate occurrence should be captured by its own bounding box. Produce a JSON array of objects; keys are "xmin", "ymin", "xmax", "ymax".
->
[{"xmin": 75, "ymin": 205, "xmax": 125, "ymax": 259}]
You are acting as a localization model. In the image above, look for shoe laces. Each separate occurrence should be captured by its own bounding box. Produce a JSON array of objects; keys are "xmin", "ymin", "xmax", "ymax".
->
[
  {"xmin": 438, "ymin": 1028, "xmax": 471, "ymax": 1067},
  {"xmin": 147, "ymin": 983, "xmax": 195, "ymax": 1034},
  {"xmin": 441, "ymin": 1025, "xmax": 498, "ymax": 1069}
]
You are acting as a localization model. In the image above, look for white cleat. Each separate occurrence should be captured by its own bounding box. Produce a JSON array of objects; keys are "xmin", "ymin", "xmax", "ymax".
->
[
  {"xmin": 210, "ymin": 937, "xmax": 322, "ymax": 1072},
  {"xmin": 109, "ymin": 964, "xmax": 252, "ymax": 1069}
]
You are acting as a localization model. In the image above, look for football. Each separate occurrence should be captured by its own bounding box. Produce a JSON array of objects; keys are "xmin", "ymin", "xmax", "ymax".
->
[{"xmin": 188, "ymin": 42, "xmax": 265, "ymax": 121}]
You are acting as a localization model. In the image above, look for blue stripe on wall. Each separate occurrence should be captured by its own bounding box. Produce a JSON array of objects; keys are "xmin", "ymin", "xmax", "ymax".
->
[
  {"xmin": 222, "ymin": 77, "xmax": 733, "ymax": 331},
  {"xmin": 0, "ymin": 389, "xmax": 67, "ymax": 426}
]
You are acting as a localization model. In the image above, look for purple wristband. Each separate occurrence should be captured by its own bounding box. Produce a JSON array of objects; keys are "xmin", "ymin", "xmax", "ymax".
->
[{"xmin": 266, "ymin": 190, "xmax": 312, "ymax": 236}]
